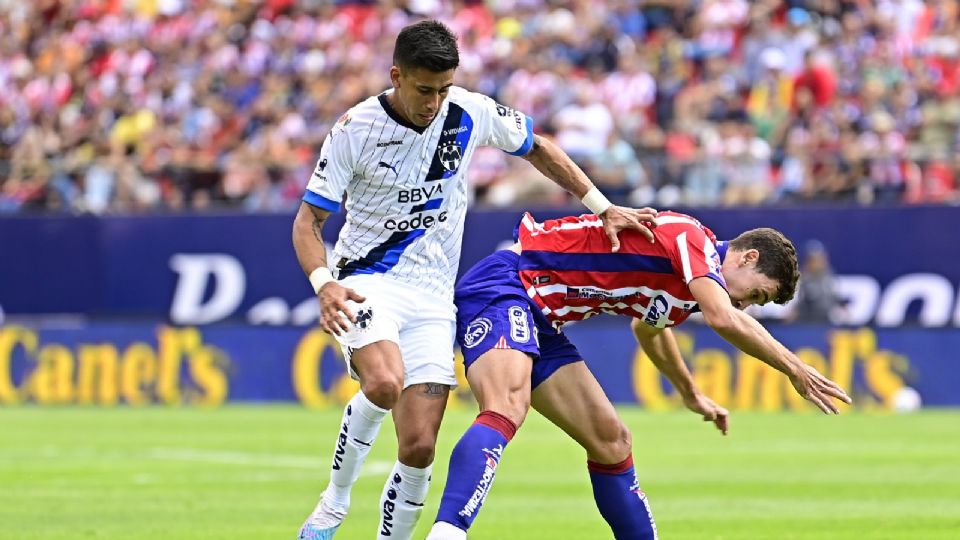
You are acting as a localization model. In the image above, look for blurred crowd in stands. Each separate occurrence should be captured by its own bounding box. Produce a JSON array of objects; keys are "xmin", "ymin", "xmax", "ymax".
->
[{"xmin": 1, "ymin": 0, "xmax": 960, "ymax": 214}]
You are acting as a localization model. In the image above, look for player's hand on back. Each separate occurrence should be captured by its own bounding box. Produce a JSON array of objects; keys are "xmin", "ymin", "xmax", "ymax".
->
[
  {"xmin": 788, "ymin": 363, "xmax": 853, "ymax": 414},
  {"xmin": 599, "ymin": 205, "xmax": 658, "ymax": 251},
  {"xmin": 682, "ymin": 392, "xmax": 729, "ymax": 436},
  {"xmin": 317, "ymin": 282, "xmax": 366, "ymax": 336}
]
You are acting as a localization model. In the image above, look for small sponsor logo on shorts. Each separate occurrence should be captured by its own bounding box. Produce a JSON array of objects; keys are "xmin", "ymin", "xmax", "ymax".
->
[
  {"xmin": 508, "ymin": 306, "xmax": 529, "ymax": 343},
  {"xmin": 356, "ymin": 307, "xmax": 373, "ymax": 330},
  {"xmin": 463, "ymin": 317, "xmax": 492, "ymax": 348}
]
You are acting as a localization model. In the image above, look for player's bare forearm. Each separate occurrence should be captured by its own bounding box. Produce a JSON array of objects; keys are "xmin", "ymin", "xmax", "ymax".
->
[
  {"xmin": 292, "ymin": 201, "xmax": 331, "ymax": 276},
  {"xmin": 632, "ymin": 321, "xmax": 697, "ymax": 398},
  {"xmin": 689, "ymin": 277, "xmax": 800, "ymax": 378},
  {"xmin": 711, "ymin": 311, "xmax": 800, "ymax": 376},
  {"xmin": 522, "ymin": 135, "xmax": 592, "ymax": 199}
]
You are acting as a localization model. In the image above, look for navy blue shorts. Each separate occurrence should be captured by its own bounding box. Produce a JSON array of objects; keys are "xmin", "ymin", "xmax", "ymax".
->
[{"xmin": 455, "ymin": 250, "xmax": 582, "ymax": 389}]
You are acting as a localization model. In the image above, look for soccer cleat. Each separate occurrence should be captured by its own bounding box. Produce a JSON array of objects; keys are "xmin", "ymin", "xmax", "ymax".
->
[
  {"xmin": 425, "ymin": 521, "xmax": 468, "ymax": 540},
  {"xmin": 297, "ymin": 523, "xmax": 338, "ymax": 540},
  {"xmin": 298, "ymin": 493, "xmax": 346, "ymax": 540}
]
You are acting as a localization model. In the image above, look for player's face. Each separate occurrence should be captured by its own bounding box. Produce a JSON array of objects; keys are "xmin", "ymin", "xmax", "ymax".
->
[
  {"xmin": 389, "ymin": 66, "xmax": 455, "ymax": 127},
  {"xmin": 721, "ymin": 249, "xmax": 781, "ymax": 310}
]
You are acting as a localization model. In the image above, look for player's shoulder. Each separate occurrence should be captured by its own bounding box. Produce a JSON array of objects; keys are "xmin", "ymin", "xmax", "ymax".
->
[
  {"xmin": 446, "ymin": 86, "xmax": 497, "ymax": 113},
  {"xmin": 655, "ymin": 211, "xmax": 708, "ymax": 234},
  {"xmin": 521, "ymin": 212, "xmax": 601, "ymax": 233},
  {"xmin": 332, "ymin": 94, "xmax": 385, "ymax": 133},
  {"xmin": 446, "ymin": 85, "xmax": 482, "ymax": 102},
  {"xmin": 654, "ymin": 211, "xmax": 718, "ymax": 246}
]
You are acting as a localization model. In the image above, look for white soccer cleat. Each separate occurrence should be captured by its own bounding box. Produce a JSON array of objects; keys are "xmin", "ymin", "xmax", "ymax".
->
[
  {"xmin": 425, "ymin": 521, "xmax": 468, "ymax": 540},
  {"xmin": 298, "ymin": 493, "xmax": 346, "ymax": 540}
]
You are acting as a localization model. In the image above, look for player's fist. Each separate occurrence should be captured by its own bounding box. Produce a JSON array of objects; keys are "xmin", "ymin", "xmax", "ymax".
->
[
  {"xmin": 317, "ymin": 281, "xmax": 366, "ymax": 336},
  {"xmin": 599, "ymin": 205, "xmax": 658, "ymax": 251}
]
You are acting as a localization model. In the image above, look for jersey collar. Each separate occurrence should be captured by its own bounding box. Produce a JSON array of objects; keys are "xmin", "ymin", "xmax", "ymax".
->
[
  {"xmin": 716, "ymin": 240, "xmax": 730, "ymax": 262},
  {"xmin": 378, "ymin": 92, "xmax": 428, "ymax": 134}
]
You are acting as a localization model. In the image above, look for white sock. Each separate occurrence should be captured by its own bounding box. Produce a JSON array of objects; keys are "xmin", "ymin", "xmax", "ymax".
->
[
  {"xmin": 321, "ymin": 391, "xmax": 388, "ymax": 513},
  {"xmin": 377, "ymin": 461, "xmax": 433, "ymax": 540},
  {"xmin": 426, "ymin": 521, "xmax": 468, "ymax": 540}
]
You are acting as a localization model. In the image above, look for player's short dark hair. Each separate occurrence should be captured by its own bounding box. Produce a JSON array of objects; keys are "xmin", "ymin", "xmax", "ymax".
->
[
  {"xmin": 393, "ymin": 20, "xmax": 459, "ymax": 72},
  {"xmin": 729, "ymin": 228, "xmax": 799, "ymax": 304}
]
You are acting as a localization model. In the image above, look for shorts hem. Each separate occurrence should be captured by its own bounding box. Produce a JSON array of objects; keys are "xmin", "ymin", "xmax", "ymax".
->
[{"xmin": 403, "ymin": 375, "xmax": 458, "ymax": 390}]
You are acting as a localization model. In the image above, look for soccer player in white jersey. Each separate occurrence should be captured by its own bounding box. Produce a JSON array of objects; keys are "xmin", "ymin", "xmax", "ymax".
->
[{"xmin": 291, "ymin": 20, "xmax": 658, "ymax": 540}]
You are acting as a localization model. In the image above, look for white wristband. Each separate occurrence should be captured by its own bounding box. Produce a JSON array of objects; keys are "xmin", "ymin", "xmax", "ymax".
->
[
  {"xmin": 581, "ymin": 187, "xmax": 613, "ymax": 216},
  {"xmin": 309, "ymin": 267, "xmax": 335, "ymax": 294}
]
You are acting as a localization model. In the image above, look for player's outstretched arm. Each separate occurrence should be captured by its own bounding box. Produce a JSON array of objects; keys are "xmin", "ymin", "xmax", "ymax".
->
[
  {"xmin": 521, "ymin": 134, "xmax": 657, "ymax": 249},
  {"xmin": 292, "ymin": 202, "xmax": 365, "ymax": 336},
  {"xmin": 631, "ymin": 320, "xmax": 729, "ymax": 435},
  {"xmin": 689, "ymin": 277, "xmax": 852, "ymax": 413}
]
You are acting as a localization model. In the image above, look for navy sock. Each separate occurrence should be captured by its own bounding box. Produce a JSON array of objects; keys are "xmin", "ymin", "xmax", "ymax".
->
[
  {"xmin": 588, "ymin": 456, "xmax": 658, "ymax": 540},
  {"xmin": 433, "ymin": 411, "xmax": 517, "ymax": 531}
]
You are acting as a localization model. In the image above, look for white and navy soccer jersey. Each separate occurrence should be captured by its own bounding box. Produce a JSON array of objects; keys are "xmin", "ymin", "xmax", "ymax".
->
[{"xmin": 303, "ymin": 86, "xmax": 535, "ymax": 301}]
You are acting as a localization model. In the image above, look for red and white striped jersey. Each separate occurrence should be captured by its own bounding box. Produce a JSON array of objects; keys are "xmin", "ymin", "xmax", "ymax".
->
[{"xmin": 515, "ymin": 211, "xmax": 728, "ymax": 329}]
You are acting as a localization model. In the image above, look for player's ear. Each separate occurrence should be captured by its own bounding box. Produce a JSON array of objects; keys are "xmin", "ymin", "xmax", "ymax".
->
[
  {"xmin": 390, "ymin": 66, "xmax": 402, "ymax": 89},
  {"xmin": 743, "ymin": 249, "xmax": 760, "ymax": 267}
]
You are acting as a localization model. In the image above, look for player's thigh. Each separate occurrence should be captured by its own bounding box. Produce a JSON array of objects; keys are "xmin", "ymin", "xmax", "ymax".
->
[
  {"xmin": 335, "ymin": 275, "xmax": 404, "ymax": 382},
  {"xmin": 458, "ymin": 297, "xmax": 540, "ymax": 418},
  {"xmin": 350, "ymin": 340, "xmax": 404, "ymax": 388},
  {"xmin": 466, "ymin": 348, "xmax": 534, "ymax": 426},
  {"xmin": 396, "ymin": 303, "xmax": 458, "ymax": 389},
  {"xmin": 531, "ymin": 362, "xmax": 630, "ymax": 463}
]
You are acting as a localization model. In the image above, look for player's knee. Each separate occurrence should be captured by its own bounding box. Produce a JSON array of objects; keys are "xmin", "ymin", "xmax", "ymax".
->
[
  {"xmin": 481, "ymin": 391, "xmax": 530, "ymax": 428},
  {"xmin": 398, "ymin": 436, "xmax": 438, "ymax": 468},
  {"xmin": 589, "ymin": 417, "xmax": 632, "ymax": 464},
  {"xmin": 361, "ymin": 375, "xmax": 403, "ymax": 409}
]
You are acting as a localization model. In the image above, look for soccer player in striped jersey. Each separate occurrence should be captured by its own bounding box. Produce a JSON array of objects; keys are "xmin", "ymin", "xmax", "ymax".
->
[
  {"xmin": 426, "ymin": 211, "xmax": 852, "ymax": 540},
  {"xmin": 291, "ymin": 20, "xmax": 657, "ymax": 540}
]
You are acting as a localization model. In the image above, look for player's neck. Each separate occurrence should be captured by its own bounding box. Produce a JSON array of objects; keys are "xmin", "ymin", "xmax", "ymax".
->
[
  {"xmin": 385, "ymin": 92, "xmax": 413, "ymax": 124},
  {"xmin": 382, "ymin": 91, "xmax": 425, "ymax": 133}
]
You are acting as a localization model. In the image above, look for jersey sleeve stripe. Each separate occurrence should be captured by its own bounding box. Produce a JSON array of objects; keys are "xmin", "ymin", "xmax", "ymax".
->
[
  {"xmin": 506, "ymin": 115, "xmax": 535, "ymax": 156},
  {"xmin": 303, "ymin": 190, "xmax": 341, "ymax": 212},
  {"xmin": 519, "ymin": 250, "xmax": 674, "ymax": 274},
  {"xmin": 676, "ymin": 231, "xmax": 694, "ymax": 282}
]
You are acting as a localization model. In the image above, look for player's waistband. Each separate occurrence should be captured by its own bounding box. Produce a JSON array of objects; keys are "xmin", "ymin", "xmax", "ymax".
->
[
  {"xmin": 456, "ymin": 250, "xmax": 554, "ymax": 329},
  {"xmin": 338, "ymin": 271, "xmax": 455, "ymax": 306}
]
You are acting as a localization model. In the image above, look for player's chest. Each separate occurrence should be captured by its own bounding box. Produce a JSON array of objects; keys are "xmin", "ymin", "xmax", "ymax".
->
[{"xmin": 359, "ymin": 108, "xmax": 477, "ymax": 188}]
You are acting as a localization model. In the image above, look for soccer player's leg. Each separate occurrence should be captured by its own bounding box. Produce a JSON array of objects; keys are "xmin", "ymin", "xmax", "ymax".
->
[
  {"xmin": 531, "ymin": 361, "xmax": 658, "ymax": 540},
  {"xmin": 427, "ymin": 300, "xmax": 538, "ymax": 539},
  {"xmin": 374, "ymin": 308, "xmax": 457, "ymax": 540},
  {"xmin": 299, "ymin": 281, "xmax": 403, "ymax": 539},
  {"xmin": 377, "ymin": 382, "xmax": 449, "ymax": 540}
]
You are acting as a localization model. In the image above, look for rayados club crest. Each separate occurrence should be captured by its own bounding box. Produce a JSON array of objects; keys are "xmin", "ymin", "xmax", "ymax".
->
[{"xmin": 438, "ymin": 142, "xmax": 463, "ymax": 172}]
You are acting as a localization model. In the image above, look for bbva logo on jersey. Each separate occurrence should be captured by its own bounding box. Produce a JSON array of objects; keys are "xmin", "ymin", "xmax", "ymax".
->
[{"xmin": 438, "ymin": 142, "xmax": 462, "ymax": 172}]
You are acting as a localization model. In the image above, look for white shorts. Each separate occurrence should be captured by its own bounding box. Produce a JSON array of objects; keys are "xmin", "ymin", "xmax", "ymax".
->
[{"xmin": 332, "ymin": 274, "xmax": 457, "ymax": 389}]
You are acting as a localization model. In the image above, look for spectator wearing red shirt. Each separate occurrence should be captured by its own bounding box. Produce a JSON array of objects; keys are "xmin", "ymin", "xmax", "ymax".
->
[{"xmin": 793, "ymin": 50, "xmax": 836, "ymax": 110}]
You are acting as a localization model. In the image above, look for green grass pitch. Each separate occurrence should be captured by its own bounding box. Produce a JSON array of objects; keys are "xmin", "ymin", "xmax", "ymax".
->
[{"xmin": 1, "ymin": 406, "xmax": 958, "ymax": 540}]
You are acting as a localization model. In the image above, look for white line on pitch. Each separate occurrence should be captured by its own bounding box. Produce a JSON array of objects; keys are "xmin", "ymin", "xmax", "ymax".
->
[{"xmin": 146, "ymin": 447, "xmax": 393, "ymax": 476}]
